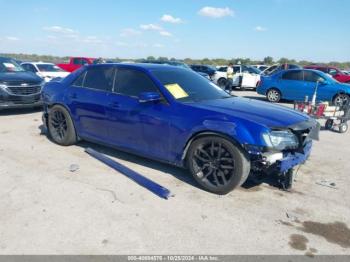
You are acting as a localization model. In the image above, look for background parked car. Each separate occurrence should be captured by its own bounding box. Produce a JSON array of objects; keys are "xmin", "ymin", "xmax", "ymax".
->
[
  {"xmin": 262, "ymin": 64, "xmax": 301, "ymax": 76},
  {"xmin": 0, "ymin": 57, "xmax": 43, "ymax": 109},
  {"xmin": 190, "ymin": 65, "xmax": 217, "ymax": 78},
  {"xmin": 21, "ymin": 62, "xmax": 70, "ymax": 82},
  {"xmin": 56, "ymin": 57, "xmax": 96, "ymax": 72},
  {"xmin": 304, "ymin": 65, "xmax": 350, "ymax": 84},
  {"xmin": 257, "ymin": 69, "xmax": 350, "ymax": 105},
  {"xmin": 212, "ymin": 65, "xmax": 261, "ymax": 90}
]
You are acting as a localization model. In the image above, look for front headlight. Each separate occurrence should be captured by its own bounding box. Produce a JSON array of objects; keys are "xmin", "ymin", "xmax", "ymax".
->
[
  {"xmin": 262, "ymin": 130, "xmax": 299, "ymax": 151},
  {"xmin": 0, "ymin": 84, "xmax": 9, "ymax": 94}
]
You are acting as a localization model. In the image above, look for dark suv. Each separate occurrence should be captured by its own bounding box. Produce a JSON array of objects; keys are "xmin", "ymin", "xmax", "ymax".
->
[
  {"xmin": 0, "ymin": 57, "xmax": 43, "ymax": 110},
  {"xmin": 190, "ymin": 65, "xmax": 217, "ymax": 77}
]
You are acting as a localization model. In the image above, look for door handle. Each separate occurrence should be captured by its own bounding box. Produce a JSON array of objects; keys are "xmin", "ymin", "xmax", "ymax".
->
[{"xmin": 108, "ymin": 102, "xmax": 120, "ymax": 109}]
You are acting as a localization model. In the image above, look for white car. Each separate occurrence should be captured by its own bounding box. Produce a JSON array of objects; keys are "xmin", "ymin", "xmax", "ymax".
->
[
  {"xmin": 212, "ymin": 65, "xmax": 261, "ymax": 90},
  {"xmin": 21, "ymin": 62, "xmax": 70, "ymax": 82}
]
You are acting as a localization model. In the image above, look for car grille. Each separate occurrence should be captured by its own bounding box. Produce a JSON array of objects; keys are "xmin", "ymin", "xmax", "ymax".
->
[
  {"xmin": 6, "ymin": 84, "xmax": 42, "ymax": 96},
  {"xmin": 7, "ymin": 95, "xmax": 41, "ymax": 104}
]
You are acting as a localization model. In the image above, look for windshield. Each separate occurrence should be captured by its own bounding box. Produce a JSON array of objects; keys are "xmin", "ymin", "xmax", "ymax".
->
[
  {"xmin": 151, "ymin": 68, "xmax": 231, "ymax": 103},
  {"xmin": 37, "ymin": 64, "xmax": 64, "ymax": 72},
  {"xmin": 0, "ymin": 58, "xmax": 25, "ymax": 73},
  {"xmin": 246, "ymin": 66, "xmax": 261, "ymax": 74}
]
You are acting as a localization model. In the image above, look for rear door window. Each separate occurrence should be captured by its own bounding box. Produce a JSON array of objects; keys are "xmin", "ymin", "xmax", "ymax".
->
[
  {"xmin": 282, "ymin": 70, "xmax": 303, "ymax": 81},
  {"xmin": 72, "ymin": 72, "xmax": 86, "ymax": 87},
  {"xmin": 83, "ymin": 66, "xmax": 115, "ymax": 92},
  {"xmin": 114, "ymin": 68, "xmax": 160, "ymax": 98}
]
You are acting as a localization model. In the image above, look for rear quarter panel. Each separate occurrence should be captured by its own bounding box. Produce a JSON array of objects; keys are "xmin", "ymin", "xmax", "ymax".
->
[{"xmin": 257, "ymin": 75, "xmax": 276, "ymax": 95}]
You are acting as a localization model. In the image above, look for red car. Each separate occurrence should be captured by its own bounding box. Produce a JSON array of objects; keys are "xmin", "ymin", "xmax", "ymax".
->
[
  {"xmin": 57, "ymin": 57, "xmax": 96, "ymax": 72},
  {"xmin": 304, "ymin": 65, "xmax": 350, "ymax": 83}
]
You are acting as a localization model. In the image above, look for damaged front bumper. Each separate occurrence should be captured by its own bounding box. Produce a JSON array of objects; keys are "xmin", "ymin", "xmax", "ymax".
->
[
  {"xmin": 261, "ymin": 141, "xmax": 312, "ymax": 174},
  {"xmin": 248, "ymin": 119, "xmax": 320, "ymax": 189}
]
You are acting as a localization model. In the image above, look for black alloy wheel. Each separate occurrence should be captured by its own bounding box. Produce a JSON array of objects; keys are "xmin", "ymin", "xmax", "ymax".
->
[
  {"xmin": 48, "ymin": 105, "xmax": 77, "ymax": 146},
  {"xmin": 187, "ymin": 136, "xmax": 250, "ymax": 194}
]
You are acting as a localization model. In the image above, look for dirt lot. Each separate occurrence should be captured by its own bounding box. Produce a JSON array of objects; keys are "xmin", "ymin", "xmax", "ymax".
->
[{"xmin": 0, "ymin": 91, "xmax": 349, "ymax": 255}]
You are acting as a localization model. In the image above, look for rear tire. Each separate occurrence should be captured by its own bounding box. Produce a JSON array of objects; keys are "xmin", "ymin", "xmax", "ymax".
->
[
  {"xmin": 325, "ymin": 119, "xmax": 334, "ymax": 130},
  {"xmin": 266, "ymin": 88, "xmax": 281, "ymax": 103},
  {"xmin": 187, "ymin": 136, "xmax": 250, "ymax": 195},
  {"xmin": 48, "ymin": 105, "xmax": 77, "ymax": 146}
]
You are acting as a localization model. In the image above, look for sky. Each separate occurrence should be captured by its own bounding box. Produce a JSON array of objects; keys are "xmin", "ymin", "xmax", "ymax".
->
[{"xmin": 0, "ymin": 0, "xmax": 349, "ymax": 62}]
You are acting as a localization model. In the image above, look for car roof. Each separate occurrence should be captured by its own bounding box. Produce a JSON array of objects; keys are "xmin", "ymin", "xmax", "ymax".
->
[
  {"xmin": 305, "ymin": 65, "xmax": 330, "ymax": 69},
  {"xmin": 22, "ymin": 62, "xmax": 55, "ymax": 65},
  {"xmin": 90, "ymin": 62, "xmax": 185, "ymax": 71},
  {"xmin": 276, "ymin": 68, "xmax": 332, "ymax": 75}
]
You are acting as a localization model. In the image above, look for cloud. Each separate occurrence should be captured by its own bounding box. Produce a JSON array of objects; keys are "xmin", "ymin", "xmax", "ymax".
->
[
  {"xmin": 140, "ymin": 24, "xmax": 163, "ymax": 31},
  {"xmin": 140, "ymin": 23, "xmax": 173, "ymax": 37},
  {"xmin": 198, "ymin": 6, "xmax": 234, "ymax": 18},
  {"xmin": 43, "ymin": 26, "xmax": 76, "ymax": 34},
  {"xmin": 5, "ymin": 36, "xmax": 19, "ymax": 41},
  {"xmin": 254, "ymin": 26, "xmax": 267, "ymax": 32},
  {"xmin": 159, "ymin": 31, "xmax": 172, "ymax": 37},
  {"xmin": 120, "ymin": 28, "xmax": 142, "ymax": 37},
  {"xmin": 161, "ymin": 14, "xmax": 183, "ymax": 24}
]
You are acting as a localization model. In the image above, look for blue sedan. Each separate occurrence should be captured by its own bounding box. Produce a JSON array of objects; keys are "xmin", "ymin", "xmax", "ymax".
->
[
  {"xmin": 42, "ymin": 63, "xmax": 319, "ymax": 194},
  {"xmin": 257, "ymin": 69, "xmax": 350, "ymax": 105}
]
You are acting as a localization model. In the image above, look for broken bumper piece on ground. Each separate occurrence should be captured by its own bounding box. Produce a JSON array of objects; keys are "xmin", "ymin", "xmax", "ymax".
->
[{"xmin": 85, "ymin": 147, "xmax": 172, "ymax": 200}]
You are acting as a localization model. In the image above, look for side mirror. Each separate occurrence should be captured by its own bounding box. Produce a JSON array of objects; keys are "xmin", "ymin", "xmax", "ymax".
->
[{"xmin": 138, "ymin": 92, "xmax": 161, "ymax": 103}]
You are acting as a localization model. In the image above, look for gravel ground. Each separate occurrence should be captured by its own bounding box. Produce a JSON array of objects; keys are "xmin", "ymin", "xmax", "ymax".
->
[{"xmin": 0, "ymin": 91, "xmax": 349, "ymax": 255}]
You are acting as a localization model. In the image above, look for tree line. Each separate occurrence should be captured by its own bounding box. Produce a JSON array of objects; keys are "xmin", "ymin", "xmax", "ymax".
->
[{"xmin": 2, "ymin": 53, "xmax": 350, "ymax": 69}]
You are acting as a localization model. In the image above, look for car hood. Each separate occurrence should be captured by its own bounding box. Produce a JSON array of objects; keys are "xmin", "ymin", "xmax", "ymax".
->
[
  {"xmin": 0, "ymin": 71, "xmax": 43, "ymax": 84},
  {"xmin": 189, "ymin": 97, "xmax": 309, "ymax": 128}
]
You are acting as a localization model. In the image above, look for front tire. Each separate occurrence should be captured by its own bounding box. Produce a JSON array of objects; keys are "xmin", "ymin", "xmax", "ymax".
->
[
  {"xmin": 333, "ymin": 94, "xmax": 349, "ymax": 106},
  {"xmin": 48, "ymin": 105, "xmax": 77, "ymax": 146},
  {"xmin": 266, "ymin": 88, "xmax": 281, "ymax": 103},
  {"xmin": 339, "ymin": 123, "xmax": 348, "ymax": 133},
  {"xmin": 187, "ymin": 136, "xmax": 250, "ymax": 195},
  {"xmin": 217, "ymin": 78, "xmax": 227, "ymax": 88}
]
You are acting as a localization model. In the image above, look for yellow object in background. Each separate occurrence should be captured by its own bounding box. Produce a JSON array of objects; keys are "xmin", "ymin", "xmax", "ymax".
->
[{"xmin": 164, "ymin": 83, "xmax": 189, "ymax": 99}]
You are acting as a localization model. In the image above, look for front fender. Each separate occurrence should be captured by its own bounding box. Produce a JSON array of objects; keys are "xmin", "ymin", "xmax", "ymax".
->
[{"xmin": 176, "ymin": 118, "xmax": 269, "ymax": 166}]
